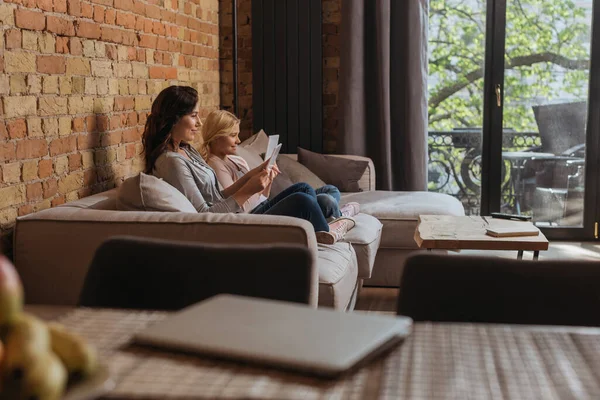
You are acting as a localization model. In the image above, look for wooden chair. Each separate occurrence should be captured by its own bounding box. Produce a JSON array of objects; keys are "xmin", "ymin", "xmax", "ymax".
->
[
  {"xmin": 79, "ymin": 236, "xmax": 314, "ymax": 310},
  {"xmin": 397, "ymin": 253, "xmax": 600, "ymax": 326}
]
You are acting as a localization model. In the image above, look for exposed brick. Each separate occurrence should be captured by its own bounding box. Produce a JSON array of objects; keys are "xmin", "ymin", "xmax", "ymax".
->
[
  {"xmin": 0, "ymin": 143, "xmax": 16, "ymax": 162},
  {"xmin": 38, "ymin": 159, "xmax": 53, "ymax": 178},
  {"xmin": 47, "ymin": 16, "xmax": 75, "ymax": 36},
  {"xmin": 7, "ymin": 119, "xmax": 27, "ymax": 139},
  {"xmin": 70, "ymin": 37, "xmax": 82, "ymax": 55},
  {"xmin": 80, "ymin": 2, "xmax": 93, "ymax": 18},
  {"xmin": 16, "ymin": 139, "xmax": 48, "ymax": 160},
  {"xmin": 3, "ymin": 96, "xmax": 37, "ymax": 118},
  {"xmin": 42, "ymin": 178, "xmax": 58, "ymax": 198},
  {"xmin": 93, "ymin": 5, "xmax": 105, "ymax": 23},
  {"xmin": 26, "ymin": 182, "xmax": 43, "ymax": 201},
  {"xmin": 5, "ymin": 52, "xmax": 36, "ymax": 73},
  {"xmin": 77, "ymin": 132, "xmax": 100, "ymax": 150},
  {"xmin": 72, "ymin": 117, "xmax": 85, "ymax": 132},
  {"xmin": 18, "ymin": 205, "xmax": 34, "ymax": 217},
  {"xmin": 54, "ymin": 0, "xmax": 68, "ymax": 13},
  {"xmin": 76, "ymin": 20, "xmax": 101, "ymax": 39},
  {"xmin": 22, "ymin": 160, "xmax": 39, "ymax": 181},
  {"xmin": 114, "ymin": 96, "xmax": 134, "ymax": 111},
  {"xmin": 37, "ymin": 55, "xmax": 66, "ymax": 74},
  {"xmin": 49, "ymin": 136, "xmax": 77, "ymax": 156},
  {"xmin": 39, "ymin": 97, "xmax": 68, "ymax": 116},
  {"xmin": 15, "ymin": 9, "xmax": 45, "ymax": 31},
  {"xmin": 5, "ymin": 29, "xmax": 21, "ymax": 49},
  {"xmin": 66, "ymin": 58, "xmax": 90, "ymax": 75},
  {"xmin": 67, "ymin": 0, "xmax": 81, "ymax": 16},
  {"xmin": 51, "ymin": 196, "xmax": 66, "ymax": 207},
  {"xmin": 58, "ymin": 171, "xmax": 83, "ymax": 194},
  {"xmin": 0, "ymin": 123, "xmax": 7, "ymax": 140},
  {"xmin": 56, "ymin": 36, "xmax": 70, "ymax": 53},
  {"xmin": 68, "ymin": 153, "xmax": 82, "ymax": 171},
  {"xmin": 139, "ymin": 35, "xmax": 157, "ymax": 49},
  {"xmin": 3, "ymin": 163, "xmax": 21, "ymax": 183},
  {"xmin": 0, "ymin": 186, "xmax": 25, "ymax": 209},
  {"xmin": 101, "ymin": 131, "xmax": 121, "ymax": 146}
]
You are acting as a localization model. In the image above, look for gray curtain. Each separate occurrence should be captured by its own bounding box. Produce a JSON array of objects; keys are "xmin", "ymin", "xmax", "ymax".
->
[{"xmin": 338, "ymin": 0, "xmax": 429, "ymax": 191}]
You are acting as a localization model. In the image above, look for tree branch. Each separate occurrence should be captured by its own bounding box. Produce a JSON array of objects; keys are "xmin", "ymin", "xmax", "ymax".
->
[{"xmin": 430, "ymin": 52, "xmax": 589, "ymax": 109}]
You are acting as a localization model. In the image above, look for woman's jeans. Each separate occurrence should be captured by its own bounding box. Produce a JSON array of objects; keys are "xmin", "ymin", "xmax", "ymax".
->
[
  {"xmin": 315, "ymin": 185, "xmax": 341, "ymax": 218},
  {"xmin": 250, "ymin": 183, "xmax": 330, "ymax": 232}
]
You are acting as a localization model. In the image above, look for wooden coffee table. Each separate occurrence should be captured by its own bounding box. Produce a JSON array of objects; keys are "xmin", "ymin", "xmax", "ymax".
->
[{"xmin": 414, "ymin": 215, "xmax": 549, "ymax": 259}]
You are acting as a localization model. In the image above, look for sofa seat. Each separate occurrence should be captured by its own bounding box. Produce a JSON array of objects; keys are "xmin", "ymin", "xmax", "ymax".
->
[
  {"xmin": 14, "ymin": 189, "xmax": 363, "ymax": 310},
  {"xmin": 340, "ymin": 190, "xmax": 465, "ymax": 286},
  {"xmin": 317, "ymin": 242, "xmax": 358, "ymax": 309},
  {"xmin": 342, "ymin": 213, "xmax": 382, "ymax": 279}
]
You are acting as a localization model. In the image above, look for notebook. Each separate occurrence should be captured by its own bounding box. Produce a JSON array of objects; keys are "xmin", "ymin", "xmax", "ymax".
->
[
  {"xmin": 134, "ymin": 294, "xmax": 412, "ymax": 377},
  {"xmin": 486, "ymin": 226, "xmax": 540, "ymax": 237}
]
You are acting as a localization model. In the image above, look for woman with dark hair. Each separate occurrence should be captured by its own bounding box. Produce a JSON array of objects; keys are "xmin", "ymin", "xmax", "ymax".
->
[{"xmin": 142, "ymin": 85, "xmax": 355, "ymax": 244}]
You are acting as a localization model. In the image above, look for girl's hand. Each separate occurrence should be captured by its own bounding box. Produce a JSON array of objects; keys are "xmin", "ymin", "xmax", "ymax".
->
[
  {"xmin": 245, "ymin": 170, "xmax": 271, "ymax": 194},
  {"xmin": 268, "ymin": 164, "xmax": 280, "ymax": 180},
  {"xmin": 247, "ymin": 159, "xmax": 271, "ymax": 178}
]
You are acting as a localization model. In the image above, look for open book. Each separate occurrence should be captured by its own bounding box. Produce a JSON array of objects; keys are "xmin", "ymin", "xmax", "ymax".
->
[{"xmin": 264, "ymin": 132, "xmax": 280, "ymax": 161}]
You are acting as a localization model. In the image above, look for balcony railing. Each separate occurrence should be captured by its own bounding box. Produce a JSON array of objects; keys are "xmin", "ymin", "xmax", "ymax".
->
[{"xmin": 428, "ymin": 129, "xmax": 541, "ymax": 215}]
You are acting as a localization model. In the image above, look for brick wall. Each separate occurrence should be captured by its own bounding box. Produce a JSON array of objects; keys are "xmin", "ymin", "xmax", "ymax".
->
[
  {"xmin": 0, "ymin": 0, "xmax": 221, "ymax": 257},
  {"xmin": 219, "ymin": 0, "xmax": 341, "ymax": 149}
]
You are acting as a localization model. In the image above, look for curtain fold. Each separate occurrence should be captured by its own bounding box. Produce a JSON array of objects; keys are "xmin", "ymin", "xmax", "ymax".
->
[{"xmin": 339, "ymin": 0, "xmax": 429, "ymax": 191}]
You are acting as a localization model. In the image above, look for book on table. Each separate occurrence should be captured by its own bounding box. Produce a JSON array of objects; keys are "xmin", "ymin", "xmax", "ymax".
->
[{"xmin": 486, "ymin": 226, "xmax": 540, "ymax": 237}]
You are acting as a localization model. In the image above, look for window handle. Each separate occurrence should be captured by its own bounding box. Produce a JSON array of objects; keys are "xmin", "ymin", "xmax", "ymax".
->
[{"xmin": 495, "ymin": 84, "xmax": 502, "ymax": 107}]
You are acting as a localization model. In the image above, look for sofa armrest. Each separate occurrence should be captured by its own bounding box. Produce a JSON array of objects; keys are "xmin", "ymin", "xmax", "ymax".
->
[
  {"xmin": 282, "ymin": 154, "xmax": 376, "ymax": 192},
  {"xmin": 14, "ymin": 208, "xmax": 319, "ymax": 307}
]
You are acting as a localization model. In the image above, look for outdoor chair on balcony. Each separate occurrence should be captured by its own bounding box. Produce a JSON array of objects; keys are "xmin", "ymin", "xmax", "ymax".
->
[{"xmin": 510, "ymin": 102, "xmax": 587, "ymax": 222}]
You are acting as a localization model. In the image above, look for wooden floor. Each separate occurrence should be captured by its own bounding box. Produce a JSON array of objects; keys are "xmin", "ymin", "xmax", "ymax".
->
[
  {"xmin": 354, "ymin": 241, "xmax": 600, "ymax": 313},
  {"xmin": 355, "ymin": 287, "xmax": 398, "ymax": 314}
]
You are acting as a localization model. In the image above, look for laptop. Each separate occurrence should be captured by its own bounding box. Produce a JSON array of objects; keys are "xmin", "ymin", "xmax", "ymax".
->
[{"xmin": 134, "ymin": 294, "xmax": 412, "ymax": 377}]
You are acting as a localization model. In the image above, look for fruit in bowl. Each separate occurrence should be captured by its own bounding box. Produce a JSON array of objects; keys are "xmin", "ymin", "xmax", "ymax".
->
[{"xmin": 0, "ymin": 255, "xmax": 98, "ymax": 400}]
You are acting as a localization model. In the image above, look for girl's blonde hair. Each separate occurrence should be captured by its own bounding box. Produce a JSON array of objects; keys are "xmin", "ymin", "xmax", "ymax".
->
[{"xmin": 199, "ymin": 110, "xmax": 241, "ymax": 160}]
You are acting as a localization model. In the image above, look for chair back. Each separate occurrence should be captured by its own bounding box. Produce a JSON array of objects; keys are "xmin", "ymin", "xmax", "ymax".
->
[
  {"xmin": 397, "ymin": 253, "xmax": 600, "ymax": 326},
  {"xmin": 79, "ymin": 236, "xmax": 313, "ymax": 310},
  {"xmin": 533, "ymin": 101, "xmax": 587, "ymax": 155}
]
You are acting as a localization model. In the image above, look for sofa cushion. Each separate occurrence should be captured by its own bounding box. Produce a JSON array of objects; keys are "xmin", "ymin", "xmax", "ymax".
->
[
  {"xmin": 317, "ymin": 242, "xmax": 358, "ymax": 309},
  {"xmin": 340, "ymin": 191, "xmax": 465, "ymax": 249},
  {"xmin": 116, "ymin": 173, "xmax": 197, "ymax": 213},
  {"xmin": 277, "ymin": 155, "xmax": 326, "ymax": 189},
  {"xmin": 342, "ymin": 213, "xmax": 383, "ymax": 279},
  {"xmin": 297, "ymin": 147, "xmax": 369, "ymax": 192}
]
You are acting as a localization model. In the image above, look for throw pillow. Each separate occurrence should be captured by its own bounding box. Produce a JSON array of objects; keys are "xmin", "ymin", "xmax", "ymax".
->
[
  {"xmin": 235, "ymin": 145, "xmax": 264, "ymax": 170},
  {"xmin": 116, "ymin": 173, "xmax": 197, "ymax": 213},
  {"xmin": 240, "ymin": 129, "xmax": 269, "ymax": 157},
  {"xmin": 277, "ymin": 154, "xmax": 326, "ymax": 189},
  {"xmin": 268, "ymin": 159, "xmax": 295, "ymax": 199},
  {"xmin": 297, "ymin": 147, "xmax": 368, "ymax": 192}
]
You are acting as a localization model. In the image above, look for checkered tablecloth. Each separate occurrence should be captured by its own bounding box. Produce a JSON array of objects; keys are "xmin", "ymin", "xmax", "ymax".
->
[{"xmin": 35, "ymin": 307, "xmax": 600, "ymax": 399}]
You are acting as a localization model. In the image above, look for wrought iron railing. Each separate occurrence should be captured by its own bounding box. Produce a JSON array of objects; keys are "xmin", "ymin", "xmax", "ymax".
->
[{"xmin": 427, "ymin": 129, "xmax": 541, "ymax": 215}]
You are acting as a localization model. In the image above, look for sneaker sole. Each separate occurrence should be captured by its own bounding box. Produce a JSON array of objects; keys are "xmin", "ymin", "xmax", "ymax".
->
[{"xmin": 315, "ymin": 232, "xmax": 335, "ymax": 245}]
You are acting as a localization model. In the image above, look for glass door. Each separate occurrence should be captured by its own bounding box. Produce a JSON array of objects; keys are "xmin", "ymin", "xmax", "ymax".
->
[
  {"xmin": 427, "ymin": 0, "xmax": 488, "ymax": 216},
  {"xmin": 496, "ymin": 0, "xmax": 599, "ymax": 239},
  {"xmin": 427, "ymin": 0, "xmax": 600, "ymax": 240}
]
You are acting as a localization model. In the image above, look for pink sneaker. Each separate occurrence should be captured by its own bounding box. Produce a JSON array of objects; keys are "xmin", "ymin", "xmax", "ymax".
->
[
  {"xmin": 339, "ymin": 202, "xmax": 360, "ymax": 218},
  {"xmin": 316, "ymin": 217, "xmax": 356, "ymax": 245}
]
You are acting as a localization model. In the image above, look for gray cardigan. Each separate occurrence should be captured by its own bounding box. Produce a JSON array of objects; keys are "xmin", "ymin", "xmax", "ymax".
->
[{"xmin": 153, "ymin": 147, "xmax": 242, "ymax": 213}]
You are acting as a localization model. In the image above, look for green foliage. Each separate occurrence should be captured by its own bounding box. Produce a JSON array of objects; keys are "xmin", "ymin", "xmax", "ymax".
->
[{"xmin": 429, "ymin": 0, "xmax": 591, "ymax": 132}]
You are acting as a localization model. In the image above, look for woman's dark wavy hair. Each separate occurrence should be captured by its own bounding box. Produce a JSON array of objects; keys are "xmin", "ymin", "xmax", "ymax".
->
[{"xmin": 142, "ymin": 85, "xmax": 199, "ymax": 173}]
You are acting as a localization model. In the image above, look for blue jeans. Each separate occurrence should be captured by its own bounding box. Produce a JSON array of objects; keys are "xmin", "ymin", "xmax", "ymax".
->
[
  {"xmin": 316, "ymin": 185, "xmax": 341, "ymax": 218},
  {"xmin": 250, "ymin": 183, "xmax": 329, "ymax": 232}
]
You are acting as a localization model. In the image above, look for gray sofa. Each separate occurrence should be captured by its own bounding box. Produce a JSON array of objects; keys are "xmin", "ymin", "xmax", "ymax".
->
[{"xmin": 13, "ymin": 154, "xmax": 464, "ymax": 310}]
